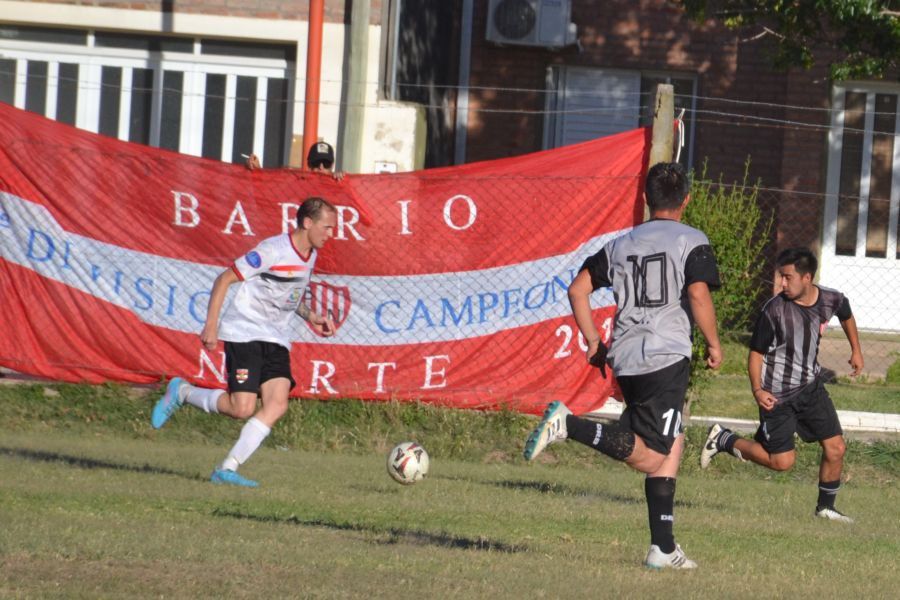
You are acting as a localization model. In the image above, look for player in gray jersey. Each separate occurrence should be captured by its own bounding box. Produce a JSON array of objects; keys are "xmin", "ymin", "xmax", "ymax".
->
[
  {"xmin": 701, "ymin": 247, "xmax": 863, "ymax": 523},
  {"xmin": 524, "ymin": 162, "xmax": 723, "ymax": 569}
]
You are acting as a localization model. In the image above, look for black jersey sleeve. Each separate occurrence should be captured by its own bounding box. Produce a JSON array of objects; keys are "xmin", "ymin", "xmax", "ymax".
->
[
  {"xmin": 579, "ymin": 247, "xmax": 613, "ymax": 291},
  {"xmin": 835, "ymin": 296, "xmax": 853, "ymax": 321},
  {"xmin": 684, "ymin": 244, "xmax": 721, "ymax": 290},
  {"xmin": 749, "ymin": 309, "xmax": 776, "ymax": 354}
]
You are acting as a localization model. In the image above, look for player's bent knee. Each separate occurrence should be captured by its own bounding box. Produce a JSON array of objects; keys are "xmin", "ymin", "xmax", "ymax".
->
[{"xmin": 769, "ymin": 453, "xmax": 795, "ymax": 471}]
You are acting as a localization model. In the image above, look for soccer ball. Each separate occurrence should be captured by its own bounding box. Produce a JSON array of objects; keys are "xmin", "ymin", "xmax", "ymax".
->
[{"xmin": 386, "ymin": 442, "xmax": 429, "ymax": 485}]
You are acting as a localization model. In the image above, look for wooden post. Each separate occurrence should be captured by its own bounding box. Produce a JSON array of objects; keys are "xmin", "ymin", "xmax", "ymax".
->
[
  {"xmin": 646, "ymin": 83, "xmax": 675, "ymax": 221},
  {"xmin": 339, "ymin": 0, "xmax": 370, "ymax": 173}
]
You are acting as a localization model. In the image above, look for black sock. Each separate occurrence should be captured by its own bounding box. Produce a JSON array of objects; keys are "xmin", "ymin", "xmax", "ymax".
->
[
  {"xmin": 817, "ymin": 480, "xmax": 841, "ymax": 510},
  {"xmin": 645, "ymin": 477, "xmax": 676, "ymax": 554},
  {"xmin": 565, "ymin": 415, "xmax": 635, "ymax": 461},
  {"xmin": 717, "ymin": 429, "xmax": 739, "ymax": 454}
]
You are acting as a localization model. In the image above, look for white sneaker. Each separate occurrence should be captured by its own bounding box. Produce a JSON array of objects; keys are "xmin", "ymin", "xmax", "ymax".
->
[
  {"xmin": 700, "ymin": 423, "xmax": 722, "ymax": 469},
  {"xmin": 644, "ymin": 544, "xmax": 698, "ymax": 570},
  {"xmin": 523, "ymin": 401, "xmax": 571, "ymax": 461},
  {"xmin": 815, "ymin": 506, "xmax": 854, "ymax": 524}
]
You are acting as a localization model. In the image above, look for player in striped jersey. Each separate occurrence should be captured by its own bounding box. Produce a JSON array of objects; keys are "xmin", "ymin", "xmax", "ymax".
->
[
  {"xmin": 524, "ymin": 162, "xmax": 723, "ymax": 569},
  {"xmin": 150, "ymin": 197, "xmax": 338, "ymax": 487},
  {"xmin": 701, "ymin": 247, "xmax": 864, "ymax": 523}
]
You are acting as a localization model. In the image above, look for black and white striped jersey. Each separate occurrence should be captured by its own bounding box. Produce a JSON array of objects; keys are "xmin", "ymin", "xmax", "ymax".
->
[
  {"xmin": 749, "ymin": 286, "xmax": 852, "ymax": 400},
  {"xmin": 581, "ymin": 218, "xmax": 720, "ymax": 376}
]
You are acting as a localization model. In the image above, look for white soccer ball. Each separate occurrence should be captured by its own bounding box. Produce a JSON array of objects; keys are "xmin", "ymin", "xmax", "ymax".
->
[{"xmin": 386, "ymin": 442, "xmax": 429, "ymax": 485}]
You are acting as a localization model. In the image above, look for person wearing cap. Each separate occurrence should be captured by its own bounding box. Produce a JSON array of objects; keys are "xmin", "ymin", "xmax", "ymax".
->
[{"xmin": 245, "ymin": 141, "xmax": 343, "ymax": 180}]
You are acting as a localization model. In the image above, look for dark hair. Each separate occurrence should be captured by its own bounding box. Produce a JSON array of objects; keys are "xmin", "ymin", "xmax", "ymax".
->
[
  {"xmin": 776, "ymin": 247, "xmax": 817, "ymax": 277},
  {"xmin": 645, "ymin": 162, "xmax": 690, "ymax": 210},
  {"xmin": 296, "ymin": 197, "xmax": 337, "ymax": 229}
]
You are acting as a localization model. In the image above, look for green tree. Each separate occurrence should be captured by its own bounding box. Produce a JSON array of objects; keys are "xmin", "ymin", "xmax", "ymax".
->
[{"xmin": 679, "ymin": 0, "xmax": 900, "ymax": 79}]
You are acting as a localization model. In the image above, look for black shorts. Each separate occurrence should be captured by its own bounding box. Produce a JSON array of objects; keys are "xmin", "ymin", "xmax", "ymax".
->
[
  {"xmin": 754, "ymin": 379, "xmax": 843, "ymax": 454},
  {"xmin": 615, "ymin": 358, "xmax": 690, "ymax": 455},
  {"xmin": 224, "ymin": 341, "xmax": 296, "ymax": 394}
]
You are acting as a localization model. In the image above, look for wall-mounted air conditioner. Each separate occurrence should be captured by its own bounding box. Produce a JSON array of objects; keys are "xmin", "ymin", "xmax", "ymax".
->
[{"xmin": 486, "ymin": 0, "xmax": 578, "ymax": 48}]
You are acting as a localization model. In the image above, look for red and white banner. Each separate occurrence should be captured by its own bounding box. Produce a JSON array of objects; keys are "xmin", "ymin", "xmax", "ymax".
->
[{"xmin": 0, "ymin": 102, "xmax": 647, "ymax": 414}]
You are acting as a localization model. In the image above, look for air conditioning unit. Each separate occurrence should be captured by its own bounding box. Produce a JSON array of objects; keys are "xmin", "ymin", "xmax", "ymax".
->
[{"xmin": 486, "ymin": 0, "xmax": 577, "ymax": 48}]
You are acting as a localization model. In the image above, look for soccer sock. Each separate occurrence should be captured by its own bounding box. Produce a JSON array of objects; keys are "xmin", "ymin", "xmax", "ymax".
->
[
  {"xmin": 817, "ymin": 480, "xmax": 841, "ymax": 510},
  {"xmin": 565, "ymin": 415, "xmax": 635, "ymax": 461},
  {"xmin": 184, "ymin": 386, "xmax": 224, "ymax": 414},
  {"xmin": 716, "ymin": 428, "xmax": 742, "ymax": 458},
  {"xmin": 220, "ymin": 417, "xmax": 271, "ymax": 472},
  {"xmin": 645, "ymin": 476, "xmax": 676, "ymax": 554}
]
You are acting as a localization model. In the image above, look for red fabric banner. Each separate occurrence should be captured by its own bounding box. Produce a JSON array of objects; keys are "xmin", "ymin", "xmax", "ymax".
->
[{"xmin": 0, "ymin": 102, "xmax": 648, "ymax": 414}]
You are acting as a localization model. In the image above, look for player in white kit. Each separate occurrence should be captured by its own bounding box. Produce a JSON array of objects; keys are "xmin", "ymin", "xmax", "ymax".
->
[{"xmin": 151, "ymin": 197, "xmax": 338, "ymax": 487}]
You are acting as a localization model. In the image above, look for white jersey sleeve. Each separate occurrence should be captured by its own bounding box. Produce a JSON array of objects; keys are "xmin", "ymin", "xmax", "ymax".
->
[{"xmin": 232, "ymin": 240, "xmax": 277, "ymax": 281}]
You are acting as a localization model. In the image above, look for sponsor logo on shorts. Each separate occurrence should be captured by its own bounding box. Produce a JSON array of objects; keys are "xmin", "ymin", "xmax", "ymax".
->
[
  {"xmin": 245, "ymin": 251, "xmax": 261, "ymax": 268},
  {"xmin": 236, "ymin": 368, "xmax": 249, "ymax": 383}
]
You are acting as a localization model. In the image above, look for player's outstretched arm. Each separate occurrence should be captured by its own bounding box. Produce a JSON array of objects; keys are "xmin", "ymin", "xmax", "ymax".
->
[
  {"xmin": 687, "ymin": 281, "xmax": 722, "ymax": 369},
  {"xmin": 567, "ymin": 269, "xmax": 603, "ymax": 362},
  {"xmin": 839, "ymin": 315, "xmax": 864, "ymax": 376},
  {"xmin": 200, "ymin": 268, "xmax": 240, "ymax": 350}
]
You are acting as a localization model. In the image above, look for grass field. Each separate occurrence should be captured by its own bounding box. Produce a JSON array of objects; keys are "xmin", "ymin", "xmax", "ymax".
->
[{"xmin": 2, "ymin": 382, "xmax": 899, "ymax": 598}]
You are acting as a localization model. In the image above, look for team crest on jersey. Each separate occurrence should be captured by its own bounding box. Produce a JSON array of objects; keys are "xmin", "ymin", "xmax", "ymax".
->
[
  {"xmin": 245, "ymin": 251, "xmax": 261, "ymax": 268},
  {"xmin": 305, "ymin": 280, "xmax": 351, "ymax": 336},
  {"xmin": 236, "ymin": 368, "xmax": 249, "ymax": 383}
]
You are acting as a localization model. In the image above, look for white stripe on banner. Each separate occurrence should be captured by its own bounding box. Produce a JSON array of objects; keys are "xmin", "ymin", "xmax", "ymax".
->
[{"xmin": 0, "ymin": 193, "xmax": 622, "ymax": 346}]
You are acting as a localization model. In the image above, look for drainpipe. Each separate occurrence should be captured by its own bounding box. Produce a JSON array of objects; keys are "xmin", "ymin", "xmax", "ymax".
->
[
  {"xmin": 454, "ymin": 0, "xmax": 473, "ymax": 165},
  {"xmin": 302, "ymin": 0, "xmax": 325, "ymax": 170}
]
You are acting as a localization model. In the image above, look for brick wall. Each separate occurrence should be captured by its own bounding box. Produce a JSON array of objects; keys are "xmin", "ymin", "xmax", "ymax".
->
[
  {"xmin": 464, "ymin": 0, "xmax": 835, "ymax": 196},
  {"xmin": 34, "ymin": 0, "xmax": 383, "ymax": 24}
]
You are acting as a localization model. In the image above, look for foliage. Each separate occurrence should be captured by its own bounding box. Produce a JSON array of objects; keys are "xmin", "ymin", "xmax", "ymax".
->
[
  {"xmin": 887, "ymin": 352, "xmax": 900, "ymax": 384},
  {"xmin": 683, "ymin": 160, "xmax": 772, "ymax": 398},
  {"xmin": 679, "ymin": 0, "xmax": 900, "ymax": 79},
  {"xmin": 685, "ymin": 159, "xmax": 772, "ymax": 333}
]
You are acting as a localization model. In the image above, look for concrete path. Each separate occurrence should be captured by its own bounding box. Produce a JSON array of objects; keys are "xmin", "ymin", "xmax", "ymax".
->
[{"xmin": 591, "ymin": 399, "xmax": 900, "ymax": 441}]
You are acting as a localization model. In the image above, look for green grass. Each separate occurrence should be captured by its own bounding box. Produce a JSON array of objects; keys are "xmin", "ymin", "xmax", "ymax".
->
[
  {"xmin": 691, "ymin": 374, "xmax": 900, "ymax": 420},
  {"xmin": 1, "ymin": 382, "xmax": 899, "ymax": 597}
]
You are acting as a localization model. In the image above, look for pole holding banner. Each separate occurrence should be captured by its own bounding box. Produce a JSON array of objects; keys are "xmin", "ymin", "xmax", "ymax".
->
[
  {"xmin": 302, "ymin": 0, "xmax": 325, "ymax": 170},
  {"xmin": 646, "ymin": 83, "xmax": 675, "ymax": 221}
]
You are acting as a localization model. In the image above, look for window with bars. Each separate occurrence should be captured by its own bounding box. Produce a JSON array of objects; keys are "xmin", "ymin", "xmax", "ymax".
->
[
  {"xmin": 543, "ymin": 66, "xmax": 696, "ymax": 169},
  {"xmin": 0, "ymin": 25, "xmax": 295, "ymax": 167},
  {"xmin": 831, "ymin": 87, "xmax": 899, "ymax": 259}
]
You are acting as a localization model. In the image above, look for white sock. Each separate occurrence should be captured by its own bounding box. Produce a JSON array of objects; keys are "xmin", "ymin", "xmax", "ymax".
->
[
  {"xmin": 184, "ymin": 386, "xmax": 224, "ymax": 414},
  {"xmin": 220, "ymin": 417, "xmax": 271, "ymax": 471}
]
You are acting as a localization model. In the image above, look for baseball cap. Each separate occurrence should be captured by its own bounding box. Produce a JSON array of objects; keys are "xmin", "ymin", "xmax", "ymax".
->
[{"xmin": 307, "ymin": 141, "xmax": 335, "ymax": 169}]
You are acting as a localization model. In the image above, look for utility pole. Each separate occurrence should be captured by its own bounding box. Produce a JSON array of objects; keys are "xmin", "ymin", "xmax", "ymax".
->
[
  {"xmin": 302, "ymin": 0, "xmax": 325, "ymax": 170},
  {"xmin": 647, "ymin": 83, "xmax": 674, "ymax": 221},
  {"xmin": 340, "ymin": 0, "xmax": 370, "ymax": 173}
]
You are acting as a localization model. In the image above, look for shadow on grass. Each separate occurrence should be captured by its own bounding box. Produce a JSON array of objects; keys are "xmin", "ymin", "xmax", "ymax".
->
[
  {"xmin": 433, "ymin": 475, "xmax": 712, "ymax": 509},
  {"xmin": 212, "ymin": 508, "xmax": 526, "ymax": 553},
  {"xmin": 0, "ymin": 446, "xmax": 206, "ymax": 482}
]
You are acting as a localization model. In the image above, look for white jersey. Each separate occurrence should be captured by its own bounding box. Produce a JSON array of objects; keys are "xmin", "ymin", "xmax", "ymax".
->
[{"xmin": 218, "ymin": 234, "xmax": 317, "ymax": 349}]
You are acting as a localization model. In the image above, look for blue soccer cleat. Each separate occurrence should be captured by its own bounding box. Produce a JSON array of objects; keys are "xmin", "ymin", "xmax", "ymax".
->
[
  {"xmin": 210, "ymin": 468, "xmax": 259, "ymax": 488},
  {"xmin": 151, "ymin": 377, "xmax": 186, "ymax": 429}
]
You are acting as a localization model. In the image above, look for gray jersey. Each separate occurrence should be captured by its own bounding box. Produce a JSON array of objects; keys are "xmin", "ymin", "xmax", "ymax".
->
[
  {"xmin": 582, "ymin": 219, "xmax": 720, "ymax": 376},
  {"xmin": 749, "ymin": 286, "xmax": 851, "ymax": 400}
]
